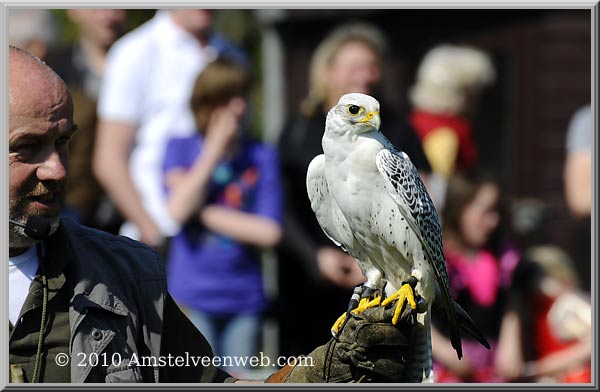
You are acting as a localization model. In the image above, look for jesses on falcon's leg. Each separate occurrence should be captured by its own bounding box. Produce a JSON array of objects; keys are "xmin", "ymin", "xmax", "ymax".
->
[
  {"xmin": 331, "ymin": 270, "xmax": 428, "ymax": 336},
  {"xmin": 331, "ymin": 268, "xmax": 382, "ymax": 336}
]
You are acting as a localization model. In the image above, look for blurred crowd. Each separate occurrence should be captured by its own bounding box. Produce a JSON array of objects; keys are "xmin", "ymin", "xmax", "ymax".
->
[{"xmin": 8, "ymin": 9, "xmax": 592, "ymax": 383}]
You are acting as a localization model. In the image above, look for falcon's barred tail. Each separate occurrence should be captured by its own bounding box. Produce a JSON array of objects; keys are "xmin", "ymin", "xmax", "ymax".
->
[
  {"xmin": 405, "ymin": 311, "xmax": 434, "ymax": 382},
  {"xmin": 432, "ymin": 287, "xmax": 490, "ymax": 349},
  {"xmin": 438, "ymin": 276, "xmax": 463, "ymax": 359}
]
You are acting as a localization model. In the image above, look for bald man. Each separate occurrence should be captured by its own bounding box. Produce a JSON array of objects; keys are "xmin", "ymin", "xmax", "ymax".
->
[
  {"xmin": 8, "ymin": 46, "xmax": 414, "ymax": 384},
  {"xmin": 9, "ymin": 47, "xmax": 74, "ymax": 254},
  {"xmin": 8, "ymin": 45, "xmax": 230, "ymax": 383}
]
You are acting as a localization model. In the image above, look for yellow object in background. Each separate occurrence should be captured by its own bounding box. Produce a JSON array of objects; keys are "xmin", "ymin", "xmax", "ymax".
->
[{"xmin": 422, "ymin": 126, "xmax": 459, "ymax": 178}]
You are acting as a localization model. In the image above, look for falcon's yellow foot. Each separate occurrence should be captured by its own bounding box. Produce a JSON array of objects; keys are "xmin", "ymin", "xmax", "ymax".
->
[
  {"xmin": 331, "ymin": 313, "xmax": 347, "ymax": 335},
  {"xmin": 381, "ymin": 280, "xmax": 417, "ymax": 325},
  {"xmin": 352, "ymin": 296, "xmax": 382, "ymax": 315},
  {"xmin": 331, "ymin": 296, "xmax": 382, "ymax": 335}
]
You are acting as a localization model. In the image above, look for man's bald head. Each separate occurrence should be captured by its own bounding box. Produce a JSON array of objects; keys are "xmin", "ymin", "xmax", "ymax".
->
[
  {"xmin": 9, "ymin": 45, "xmax": 72, "ymax": 120},
  {"xmin": 9, "ymin": 46, "xmax": 76, "ymax": 254}
]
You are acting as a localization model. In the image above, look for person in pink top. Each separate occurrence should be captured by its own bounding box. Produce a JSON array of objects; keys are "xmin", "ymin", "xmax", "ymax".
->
[{"xmin": 431, "ymin": 170, "xmax": 520, "ymax": 382}]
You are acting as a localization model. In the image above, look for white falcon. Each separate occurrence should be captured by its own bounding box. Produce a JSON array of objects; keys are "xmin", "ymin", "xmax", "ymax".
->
[{"xmin": 306, "ymin": 93, "xmax": 477, "ymax": 382}]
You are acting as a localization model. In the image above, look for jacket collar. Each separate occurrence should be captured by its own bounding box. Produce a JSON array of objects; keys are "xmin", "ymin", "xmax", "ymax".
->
[{"xmin": 50, "ymin": 219, "xmax": 129, "ymax": 317}]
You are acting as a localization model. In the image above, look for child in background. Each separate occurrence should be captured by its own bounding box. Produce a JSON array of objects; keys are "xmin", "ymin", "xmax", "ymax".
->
[
  {"xmin": 162, "ymin": 58, "xmax": 283, "ymax": 375},
  {"xmin": 496, "ymin": 245, "xmax": 591, "ymax": 383},
  {"xmin": 431, "ymin": 170, "xmax": 520, "ymax": 382}
]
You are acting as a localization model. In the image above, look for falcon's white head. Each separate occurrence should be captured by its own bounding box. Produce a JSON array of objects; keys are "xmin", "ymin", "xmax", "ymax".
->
[{"xmin": 326, "ymin": 93, "xmax": 381, "ymax": 135}]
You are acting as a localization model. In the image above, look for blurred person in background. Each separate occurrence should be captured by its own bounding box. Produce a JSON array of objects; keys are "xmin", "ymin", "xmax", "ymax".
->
[
  {"xmin": 496, "ymin": 246, "xmax": 591, "ymax": 383},
  {"xmin": 409, "ymin": 44, "xmax": 495, "ymax": 208},
  {"xmin": 53, "ymin": 10, "xmax": 127, "ymax": 234},
  {"xmin": 59, "ymin": 10, "xmax": 127, "ymax": 97},
  {"xmin": 94, "ymin": 10, "xmax": 246, "ymax": 254},
  {"xmin": 162, "ymin": 58, "xmax": 282, "ymax": 376},
  {"xmin": 563, "ymin": 104, "xmax": 592, "ymax": 293},
  {"xmin": 8, "ymin": 9, "xmax": 59, "ymax": 62},
  {"xmin": 276, "ymin": 21, "xmax": 430, "ymax": 357},
  {"xmin": 432, "ymin": 170, "xmax": 520, "ymax": 382}
]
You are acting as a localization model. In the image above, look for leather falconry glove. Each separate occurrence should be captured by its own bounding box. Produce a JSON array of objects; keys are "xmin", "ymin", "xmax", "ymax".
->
[{"xmin": 266, "ymin": 299, "xmax": 417, "ymax": 383}]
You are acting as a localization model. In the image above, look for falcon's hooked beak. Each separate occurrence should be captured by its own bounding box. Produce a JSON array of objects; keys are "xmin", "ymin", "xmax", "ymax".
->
[{"xmin": 359, "ymin": 111, "xmax": 381, "ymax": 131}]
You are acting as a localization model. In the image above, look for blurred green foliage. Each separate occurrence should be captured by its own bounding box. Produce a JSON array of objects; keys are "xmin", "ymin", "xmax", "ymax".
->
[{"xmin": 51, "ymin": 9, "xmax": 156, "ymax": 46}]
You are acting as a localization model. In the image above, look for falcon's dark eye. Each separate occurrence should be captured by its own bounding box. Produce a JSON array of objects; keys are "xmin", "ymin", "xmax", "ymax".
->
[{"xmin": 347, "ymin": 105, "xmax": 361, "ymax": 115}]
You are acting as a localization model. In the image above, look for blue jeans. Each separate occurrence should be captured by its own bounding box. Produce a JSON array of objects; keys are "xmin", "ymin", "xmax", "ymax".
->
[{"xmin": 185, "ymin": 309, "xmax": 261, "ymax": 371}]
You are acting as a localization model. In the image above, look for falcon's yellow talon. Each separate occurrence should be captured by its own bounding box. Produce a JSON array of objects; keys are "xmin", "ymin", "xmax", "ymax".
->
[
  {"xmin": 392, "ymin": 306, "xmax": 402, "ymax": 325},
  {"xmin": 356, "ymin": 298, "xmax": 371, "ymax": 311},
  {"xmin": 331, "ymin": 294, "xmax": 383, "ymax": 334},
  {"xmin": 351, "ymin": 296, "xmax": 381, "ymax": 315},
  {"xmin": 381, "ymin": 283, "xmax": 416, "ymax": 325},
  {"xmin": 331, "ymin": 312, "xmax": 347, "ymax": 334}
]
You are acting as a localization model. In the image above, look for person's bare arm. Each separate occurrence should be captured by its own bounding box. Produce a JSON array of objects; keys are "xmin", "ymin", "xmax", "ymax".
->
[
  {"xmin": 495, "ymin": 309, "xmax": 525, "ymax": 380},
  {"xmin": 524, "ymin": 332, "xmax": 591, "ymax": 379},
  {"xmin": 431, "ymin": 323, "xmax": 474, "ymax": 379},
  {"xmin": 165, "ymin": 147, "xmax": 223, "ymax": 224},
  {"xmin": 316, "ymin": 247, "xmax": 365, "ymax": 288},
  {"xmin": 200, "ymin": 205, "xmax": 282, "ymax": 248},
  {"xmin": 93, "ymin": 119, "xmax": 162, "ymax": 246},
  {"xmin": 165, "ymin": 106, "xmax": 238, "ymax": 224},
  {"xmin": 564, "ymin": 150, "xmax": 591, "ymax": 219}
]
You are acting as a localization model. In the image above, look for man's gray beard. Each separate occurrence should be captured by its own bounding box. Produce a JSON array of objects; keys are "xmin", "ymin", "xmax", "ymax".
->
[{"xmin": 9, "ymin": 214, "xmax": 60, "ymax": 249}]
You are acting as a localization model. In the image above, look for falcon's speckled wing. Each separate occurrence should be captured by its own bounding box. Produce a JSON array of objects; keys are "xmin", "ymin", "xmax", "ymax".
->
[{"xmin": 375, "ymin": 146, "xmax": 461, "ymax": 359}]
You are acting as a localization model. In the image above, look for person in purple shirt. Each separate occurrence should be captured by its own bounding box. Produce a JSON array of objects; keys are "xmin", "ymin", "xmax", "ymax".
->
[{"xmin": 162, "ymin": 58, "xmax": 283, "ymax": 375}]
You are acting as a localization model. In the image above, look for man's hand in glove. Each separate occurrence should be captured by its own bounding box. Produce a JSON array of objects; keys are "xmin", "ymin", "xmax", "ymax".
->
[{"xmin": 266, "ymin": 300, "xmax": 417, "ymax": 383}]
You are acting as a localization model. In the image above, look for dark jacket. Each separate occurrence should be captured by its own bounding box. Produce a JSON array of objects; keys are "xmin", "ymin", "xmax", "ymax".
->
[{"xmin": 17, "ymin": 218, "xmax": 234, "ymax": 383}]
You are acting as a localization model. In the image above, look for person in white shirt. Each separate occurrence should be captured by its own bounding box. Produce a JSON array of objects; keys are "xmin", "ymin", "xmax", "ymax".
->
[{"xmin": 94, "ymin": 10, "xmax": 246, "ymax": 249}]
